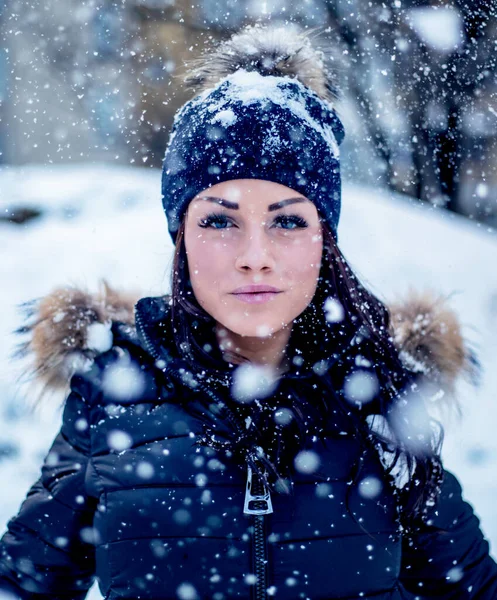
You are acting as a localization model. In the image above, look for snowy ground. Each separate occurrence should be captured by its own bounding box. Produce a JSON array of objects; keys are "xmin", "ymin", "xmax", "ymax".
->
[{"xmin": 1, "ymin": 163, "xmax": 496, "ymax": 598}]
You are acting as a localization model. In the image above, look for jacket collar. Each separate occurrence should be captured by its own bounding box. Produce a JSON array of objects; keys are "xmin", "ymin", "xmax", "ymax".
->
[
  {"xmin": 134, "ymin": 295, "xmax": 361, "ymax": 384},
  {"xmin": 15, "ymin": 280, "xmax": 479, "ymax": 410}
]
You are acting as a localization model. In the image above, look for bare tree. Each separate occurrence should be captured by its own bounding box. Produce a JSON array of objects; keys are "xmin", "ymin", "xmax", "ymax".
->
[{"xmin": 322, "ymin": 0, "xmax": 497, "ymax": 221}]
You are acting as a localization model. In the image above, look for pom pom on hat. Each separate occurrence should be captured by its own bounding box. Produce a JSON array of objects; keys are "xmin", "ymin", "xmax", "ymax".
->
[{"xmin": 182, "ymin": 22, "xmax": 341, "ymax": 105}]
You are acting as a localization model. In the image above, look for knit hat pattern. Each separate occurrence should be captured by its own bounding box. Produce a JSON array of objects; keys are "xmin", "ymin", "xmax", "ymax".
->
[{"xmin": 161, "ymin": 23, "xmax": 345, "ymax": 242}]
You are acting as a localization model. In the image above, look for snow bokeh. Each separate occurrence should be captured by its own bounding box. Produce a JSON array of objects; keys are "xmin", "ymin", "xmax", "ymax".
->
[
  {"xmin": 358, "ymin": 476, "xmax": 383, "ymax": 500},
  {"xmin": 323, "ymin": 296, "xmax": 344, "ymax": 323},
  {"xmin": 107, "ymin": 430, "xmax": 133, "ymax": 452},
  {"xmin": 101, "ymin": 354, "xmax": 146, "ymax": 401},
  {"xmin": 294, "ymin": 450, "xmax": 320, "ymax": 475},
  {"xmin": 406, "ymin": 6, "xmax": 465, "ymax": 54},
  {"xmin": 176, "ymin": 582, "xmax": 199, "ymax": 600},
  {"xmin": 343, "ymin": 370, "xmax": 379, "ymax": 405},
  {"xmin": 1, "ymin": 165, "xmax": 497, "ymax": 600},
  {"xmin": 231, "ymin": 363, "xmax": 278, "ymax": 403}
]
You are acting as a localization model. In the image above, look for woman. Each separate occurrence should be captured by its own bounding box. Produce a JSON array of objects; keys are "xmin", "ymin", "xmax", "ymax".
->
[{"xmin": 1, "ymin": 23, "xmax": 496, "ymax": 600}]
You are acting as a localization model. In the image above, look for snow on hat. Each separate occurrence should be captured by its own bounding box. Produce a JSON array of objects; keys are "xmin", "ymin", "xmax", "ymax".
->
[{"xmin": 161, "ymin": 23, "xmax": 345, "ymax": 243}]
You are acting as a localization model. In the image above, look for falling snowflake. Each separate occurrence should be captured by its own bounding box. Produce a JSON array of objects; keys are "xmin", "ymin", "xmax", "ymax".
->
[
  {"xmin": 136, "ymin": 461, "xmax": 154, "ymax": 479},
  {"xmin": 358, "ymin": 475, "xmax": 383, "ymax": 499},
  {"xmin": 343, "ymin": 370, "xmax": 379, "ymax": 404},
  {"xmin": 101, "ymin": 354, "xmax": 146, "ymax": 401},
  {"xmin": 274, "ymin": 407, "xmax": 293, "ymax": 426},
  {"xmin": 446, "ymin": 566, "xmax": 464, "ymax": 583},
  {"xmin": 294, "ymin": 450, "xmax": 320, "ymax": 474},
  {"xmin": 232, "ymin": 363, "xmax": 278, "ymax": 403},
  {"xmin": 107, "ymin": 429, "xmax": 133, "ymax": 452},
  {"xmin": 244, "ymin": 574, "xmax": 257, "ymax": 585},
  {"xmin": 176, "ymin": 582, "xmax": 199, "ymax": 600},
  {"xmin": 86, "ymin": 321, "xmax": 113, "ymax": 353}
]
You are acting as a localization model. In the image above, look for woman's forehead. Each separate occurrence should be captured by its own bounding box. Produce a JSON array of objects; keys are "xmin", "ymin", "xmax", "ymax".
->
[
  {"xmin": 189, "ymin": 179, "xmax": 314, "ymax": 214},
  {"xmin": 194, "ymin": 179, "xmax": 304, "ymax": 202}
]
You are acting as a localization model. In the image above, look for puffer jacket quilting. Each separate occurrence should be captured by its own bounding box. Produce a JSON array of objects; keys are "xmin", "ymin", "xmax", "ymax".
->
[{"xmin": 1, "ymin": 295, "xmax": 496, "ymax": 600}]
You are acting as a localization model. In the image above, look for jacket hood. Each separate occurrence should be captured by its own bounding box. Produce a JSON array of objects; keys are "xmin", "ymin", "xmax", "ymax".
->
[{"xmin": 14, "ymin": 280, "xmax": 479, "ymax": 409}]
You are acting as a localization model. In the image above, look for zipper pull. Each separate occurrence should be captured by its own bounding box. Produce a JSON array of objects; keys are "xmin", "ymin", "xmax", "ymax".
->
[{"xmin": 243, "ymin": 464, "xmax": 273, "ymax": 516}]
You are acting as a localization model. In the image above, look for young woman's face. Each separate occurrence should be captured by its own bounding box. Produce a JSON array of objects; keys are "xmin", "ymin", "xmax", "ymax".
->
[{"xmin": 184, "ymin": 179, "xmax": 323, "ymax": 338}]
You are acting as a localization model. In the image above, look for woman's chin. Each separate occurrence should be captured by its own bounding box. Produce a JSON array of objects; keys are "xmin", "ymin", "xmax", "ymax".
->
[{"xmin": 217, "ymin": 316, "xmax": 289, "ymax": 339}]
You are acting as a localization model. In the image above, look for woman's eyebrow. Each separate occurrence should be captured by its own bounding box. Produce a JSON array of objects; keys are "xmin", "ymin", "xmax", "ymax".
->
[{"xmin": 197, "ymin": 196, "xmax": 309, "ymax": 211}]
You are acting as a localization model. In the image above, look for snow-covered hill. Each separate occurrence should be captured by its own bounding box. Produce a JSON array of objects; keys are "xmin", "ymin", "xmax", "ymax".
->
[{"xmin": 1, "ymin": 164, "xmax": 496, "ymax": 598}]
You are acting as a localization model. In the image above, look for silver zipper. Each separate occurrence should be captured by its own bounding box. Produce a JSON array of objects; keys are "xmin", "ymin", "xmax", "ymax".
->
[{"xmin": 244, "ymin": 465, "xmax": 273, "ymax": 516}]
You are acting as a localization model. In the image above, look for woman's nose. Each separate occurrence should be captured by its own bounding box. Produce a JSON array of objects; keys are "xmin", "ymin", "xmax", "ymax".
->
[{"xmin": 234, "ymin": 230, "xmax": 275, "ymax": 272}]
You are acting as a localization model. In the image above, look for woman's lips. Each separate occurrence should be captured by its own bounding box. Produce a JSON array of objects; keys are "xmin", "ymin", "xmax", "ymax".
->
[
  {"xmin": 230, "ymin": 291, "xmax": 282, "ymax": 304},
  {"xmin": 231, "ymin": 285, "xmax": 281, "ymax": 294}
]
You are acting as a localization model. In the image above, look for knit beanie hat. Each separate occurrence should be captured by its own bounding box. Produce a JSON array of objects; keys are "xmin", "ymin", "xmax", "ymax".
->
[{"xmin": 161, "ymin": 23, "xmax": 345, "ymax": 243}]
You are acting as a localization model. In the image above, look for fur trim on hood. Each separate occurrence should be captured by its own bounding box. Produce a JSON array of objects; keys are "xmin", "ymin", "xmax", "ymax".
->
[
  {"xmin": 14, "ymin": 281, "xmax": 138, "ymax": 396},
  {"xmin": 14, "ymin": 281, "xmax": 479, "ymax": 410},
  {"xmin": 388, "ymin": 289, "xmax": 479, "ymax": 395}
]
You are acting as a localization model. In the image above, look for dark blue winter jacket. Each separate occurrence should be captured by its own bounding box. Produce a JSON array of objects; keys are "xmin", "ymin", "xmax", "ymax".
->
[{"xmin": 1, "ymin": 294, "xmax": 496, "ymax": 599}]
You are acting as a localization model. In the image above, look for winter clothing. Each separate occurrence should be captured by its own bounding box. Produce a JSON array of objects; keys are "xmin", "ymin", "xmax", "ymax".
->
[
  {"xmin": 161, "ymin": 24, "xmax": 345, "ymax": 243},
  {"xmin": 2, "ymin": 22, "xmax": 496, "ymax": 600},
  {"xmin": 0, "ymin": 284, "xmax": 496, "ymax": 600}
]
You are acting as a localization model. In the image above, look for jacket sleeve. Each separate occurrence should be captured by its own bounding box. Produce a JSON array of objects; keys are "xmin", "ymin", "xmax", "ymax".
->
[
  {"xmin": 400, "ymin": 468, "xmax": 497, "ymax": 599},
  {"xmin": 0, "ymin": 374, "xmax": 97, "ymax": 599}
]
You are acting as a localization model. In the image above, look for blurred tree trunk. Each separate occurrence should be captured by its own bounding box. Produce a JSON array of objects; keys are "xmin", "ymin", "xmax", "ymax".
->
[
  {"xmin": 322, "ymin": 0, "xmax": 497, "ymax": 222},
  {"xmin": 129, "ymin": 1, "xmax": 230, "ymax": 167}
]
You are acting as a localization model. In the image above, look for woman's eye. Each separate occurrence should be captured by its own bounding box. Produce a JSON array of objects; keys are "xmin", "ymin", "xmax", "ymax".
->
[
  {"xmin": 197, "ymin": 213, "xmax": 308, "ymax": 230},
  {"xmin": 198, "ymin": 213, "xmax": 233, "ymax": 229},
  {"xmin": 274, "ymin": 215, "xmax": 308, "ymax": 229}
]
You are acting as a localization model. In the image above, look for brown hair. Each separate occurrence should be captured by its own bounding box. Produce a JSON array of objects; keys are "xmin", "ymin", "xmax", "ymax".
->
[{"xmin": 168, "ymin": 216, "xmax": 444, "ymax": 527}]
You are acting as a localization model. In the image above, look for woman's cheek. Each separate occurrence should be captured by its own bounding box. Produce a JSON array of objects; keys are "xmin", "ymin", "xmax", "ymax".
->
[
  {"xmin": 285, "ymin": 243, "xmax": 321, "ymax": 280},
  {"xmin": 190, "ymin": 238, "xmax": 221, "ymax": 270},
  {"xmin": 190, "ymin": 244, "xmax": 228, "ymax": 292}
]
